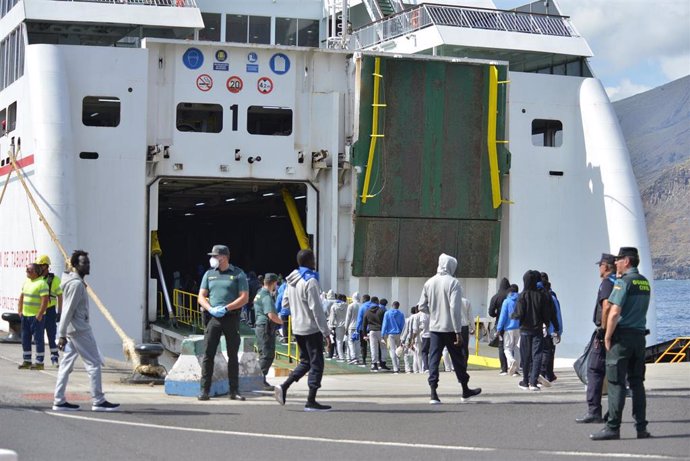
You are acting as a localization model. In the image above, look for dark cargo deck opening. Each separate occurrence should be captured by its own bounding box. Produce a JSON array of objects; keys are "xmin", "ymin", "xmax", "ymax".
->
[{"xmin": 154, "ymin": 178, "xmax": 307, "ymax": 293}]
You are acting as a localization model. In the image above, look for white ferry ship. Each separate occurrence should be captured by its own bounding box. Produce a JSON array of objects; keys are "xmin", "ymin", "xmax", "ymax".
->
[{"xmin": 0, "ymin": 0, "xmax": 654, "ymax": 359}]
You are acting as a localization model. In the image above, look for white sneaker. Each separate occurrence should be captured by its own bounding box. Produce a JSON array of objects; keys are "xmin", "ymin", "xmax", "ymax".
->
[
  {"xmin": 538, "ymin": 375, "xmax": 552, "ymax": 388},
  {"xmin": 508, "ymin": 361, "xmax": 518, "ymax": 376}
]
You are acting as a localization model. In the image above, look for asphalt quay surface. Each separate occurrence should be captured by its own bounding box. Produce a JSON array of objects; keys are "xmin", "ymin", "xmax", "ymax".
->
[{"xmin": 0, "ymin": 342, "xmax": 688, "ymax": 461}]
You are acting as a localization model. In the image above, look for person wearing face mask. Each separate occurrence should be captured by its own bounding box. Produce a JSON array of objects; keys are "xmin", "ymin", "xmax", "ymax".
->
[
  {"xmin": 197, "ymin": 245, "xmax": 249, "ymax": 401},
  {"xmin": 254, "ymin": 273, "xmax": 283, "ymax": 390}
]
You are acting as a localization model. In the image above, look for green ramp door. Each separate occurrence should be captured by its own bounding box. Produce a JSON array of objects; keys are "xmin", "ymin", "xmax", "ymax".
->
[{"xmin": 353, "ymin": 56, "xmax": 508, "ymax": 278}]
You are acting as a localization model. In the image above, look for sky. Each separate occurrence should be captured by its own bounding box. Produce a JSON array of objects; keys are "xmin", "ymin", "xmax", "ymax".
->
[{"xmin": 492, "ymin": 0, "xmax": 690, "ymax": 101}]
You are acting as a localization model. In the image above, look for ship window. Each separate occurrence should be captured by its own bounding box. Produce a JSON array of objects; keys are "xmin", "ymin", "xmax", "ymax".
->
[
  {"xmin": 276, "ymin": 18, "xmax": 297, "ymax": 46},
  {"xmin": 247, "ymin": 106, "xmax": 292, "ymax": 136},
  {"xmin": 532, "ymin": 119, "xmax": 563, "ymax": 147},
  {"xmin": 248, "ymin": 16, "xmax": 271, "ymax": 44},
  {"xmin": 226, "ymin": 15, "xmax": 248, "ymax": 43},
  {"xmin": 0, "ymin": 109, "xmax": 6, "ymax": 136},
  {"xmin": 199, "ymin": 13, "xmax": 221, "ymax": 42},
  {"xmin": 176, "ymin": 102, "xmax": 223, "ymax": 133},
  {"xmin": 82, "ymin": 96, "xmax": 120, "ymax": 127},
  {"xmin": 298, "ymin": 19, "xmax": 319, "ymax": 47},
  {"xmin": 7, "ymin": 101, "xmax": 16, "ymax": 132}
]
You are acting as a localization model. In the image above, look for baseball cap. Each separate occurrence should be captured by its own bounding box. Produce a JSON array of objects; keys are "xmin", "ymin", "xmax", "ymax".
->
[
  {"xmin": 614, "ymin": 247, "xmax": 639, "ymax": 260},
  {"xmin": 207, "ymin": 245, "xmax": 230, "ymax": 256},
  {"xmin": 596, "ymin": 253, "xmax": 615, "ymax": 265}
]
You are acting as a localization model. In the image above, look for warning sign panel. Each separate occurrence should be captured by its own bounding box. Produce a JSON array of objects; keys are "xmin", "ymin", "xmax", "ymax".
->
[
  {"xmin": 196, "ymin": 74, "xmax": 213, "ymax": 92},
  {"xmin": 226, "ymin": 76, "xmax": 243, "ymax": 94},
  {"xmin": 257, "ymin": 77, "xmax": 273, "ymax": 95}
]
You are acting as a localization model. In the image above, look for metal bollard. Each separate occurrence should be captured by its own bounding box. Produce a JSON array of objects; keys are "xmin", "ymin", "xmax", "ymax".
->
[
  {"xmin": 123, "ymin": 343, "xmax": 167, "ymax": 384},
  {"xmin": 0, "ymin": 313, "xmax": 22, "ymax": 343}
]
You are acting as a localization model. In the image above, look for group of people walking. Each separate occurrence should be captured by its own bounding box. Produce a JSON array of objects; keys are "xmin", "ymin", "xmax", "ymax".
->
[{"xmin": 14, "ymin": 243, "xmax": 651, "ymax": 440}]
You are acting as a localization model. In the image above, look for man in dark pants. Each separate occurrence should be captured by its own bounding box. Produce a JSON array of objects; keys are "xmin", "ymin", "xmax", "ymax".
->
[
  {"xmin": 254, "ymin": 273, "xmax": 283, "ymax": 390},
  {"xmin": 197, "ymin": 244, "xmax": 249, "ymax": 401},
  {"xmin": 274, "ymin": 249, "xmax": 332, "ymax": 411},
  {"xmin": 591, "ymin": 247, "xmax": 651, "ymax": 441},
  {"xmin": 419, "ymin": 253, "xmax": 481, "ymax": 404},
  {"xmin": 576, "ymin": 253, "xmax": 616, "ymax": 424},
  {"xmin": 513, "ymin": 270, "xmax": 555, "ymax": 391}
]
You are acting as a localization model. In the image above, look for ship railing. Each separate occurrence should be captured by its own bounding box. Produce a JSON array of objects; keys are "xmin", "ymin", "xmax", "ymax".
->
[
  {"xmin": 48, "ymin": 0, "xmax": 198, "ymax": 8},
  {"xmin": 351, "ymin": 2, "xmax": 577, "ymax": 50}
]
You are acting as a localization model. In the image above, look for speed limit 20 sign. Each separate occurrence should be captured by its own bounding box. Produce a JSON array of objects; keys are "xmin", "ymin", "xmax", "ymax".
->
[{"xmin": 226, "ymin": 76, "xmax": 243, "ymax": 94}]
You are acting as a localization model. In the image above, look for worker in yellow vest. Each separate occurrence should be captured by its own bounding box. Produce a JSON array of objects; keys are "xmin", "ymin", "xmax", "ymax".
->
[
  {"xmin": 36, "ymin": 255, "xmax": 63, "ymax": 367},
  {"xmin": 18, "ymin": 263, "xmax": 49, "ymax": 370}
]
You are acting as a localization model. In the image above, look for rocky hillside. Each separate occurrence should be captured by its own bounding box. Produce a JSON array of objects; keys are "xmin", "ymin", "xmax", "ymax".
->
[{"xmin": 614, "ymin": 75, "xmax": 690, "ymax": 279}]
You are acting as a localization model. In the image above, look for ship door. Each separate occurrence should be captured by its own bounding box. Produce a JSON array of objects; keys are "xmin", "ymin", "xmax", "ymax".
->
[{"xmin": 150, "ymin": 179, "xmax": 308, "ymax": 298}]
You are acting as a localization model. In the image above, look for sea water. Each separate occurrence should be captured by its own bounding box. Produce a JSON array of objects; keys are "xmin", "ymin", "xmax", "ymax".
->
[{"xmin": 654, "ymin": 279, "xmax": 690, "ymax": 342}]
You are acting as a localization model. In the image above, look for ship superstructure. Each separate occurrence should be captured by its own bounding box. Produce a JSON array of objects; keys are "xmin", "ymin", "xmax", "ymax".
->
[{"xmin": 0, "ymin": 0, "xmax": 654, "ymax": 359}]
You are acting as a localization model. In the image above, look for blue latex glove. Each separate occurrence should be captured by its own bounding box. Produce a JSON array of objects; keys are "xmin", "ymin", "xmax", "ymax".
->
[
  {"xmin": 351, "ymin": 331, "xmax": 359, "ymax": 341},
  {"xmin": 209, "ymin": 306, "xmax": 227, "ymax": 318}
]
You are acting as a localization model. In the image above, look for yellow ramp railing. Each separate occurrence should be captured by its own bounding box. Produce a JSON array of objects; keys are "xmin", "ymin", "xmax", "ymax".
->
[{"xmin": 655, "ymin": 337, "xmax": 690, "ymax": 363}]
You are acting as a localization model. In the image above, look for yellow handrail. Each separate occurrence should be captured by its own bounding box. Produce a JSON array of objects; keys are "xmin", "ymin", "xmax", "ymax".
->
[
  {"xmin": 281, "ymin": 188, "xmax": 310, "ymax": 250},
  {"xmin": 487, "ymin": 65, "xmax": 511, "ymax": 209},
  {"xmin": 654, "ymin": 337, "xmax": 690, "ymax": 363},
  {"xmin": 360, "ymin": 57, "xmax": 385, "ymax": 203}
]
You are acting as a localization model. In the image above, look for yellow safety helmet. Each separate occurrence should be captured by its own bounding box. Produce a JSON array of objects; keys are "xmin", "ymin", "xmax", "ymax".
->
[{"xmin": 35, "ymin": 255, "xmax": 51, "ymax": 265}]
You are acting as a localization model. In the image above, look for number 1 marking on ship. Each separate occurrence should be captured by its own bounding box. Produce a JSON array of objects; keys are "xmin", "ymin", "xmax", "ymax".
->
[{"xmin": 257, "ymin": 77, "xmax": 273, "ymax": 94}]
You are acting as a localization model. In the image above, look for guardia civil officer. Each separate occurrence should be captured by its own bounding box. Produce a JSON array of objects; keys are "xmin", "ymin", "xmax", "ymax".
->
[
  {"xmin": 576, "ymin": 253, "xmax": 616, "ymax": 424},
  {"xmin": 590, "ymin": 247, "xmax": 651, "ymax": 440},
  {"xmin": 197, "ymin": 245, "xmax": 249, "ymax": 401}
]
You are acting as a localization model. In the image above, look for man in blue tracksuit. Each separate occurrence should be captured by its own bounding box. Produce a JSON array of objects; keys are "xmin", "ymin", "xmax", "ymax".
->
[
  {"xmin": 381, "ymin": 301, "xmax": 405, "ymax": 373},
  {"xmin": 496, "ymin": 284, "xmax": 520, "ymax": 376}
]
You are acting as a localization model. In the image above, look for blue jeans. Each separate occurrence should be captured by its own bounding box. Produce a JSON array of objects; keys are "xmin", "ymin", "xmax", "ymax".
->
[
  {"xmin": 520, "ymin": 331, "xmax": 544, "ymax": 386},
  {"xmin": 21, "ymin": 315, "xmax": 45, "ymax": 363}
]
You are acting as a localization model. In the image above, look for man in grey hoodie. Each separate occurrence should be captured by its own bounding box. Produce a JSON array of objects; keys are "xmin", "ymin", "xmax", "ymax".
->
[
  {"xmin": 419, "ymin": 253, "xmax": 482, "ymax": 404},
  {"xmin": 52, "ymin": 250, "xmax": 119, "ymax": 412},
  {"xmin": 274, "ymin": 249, "xmax": 332, "ymax": 411}
]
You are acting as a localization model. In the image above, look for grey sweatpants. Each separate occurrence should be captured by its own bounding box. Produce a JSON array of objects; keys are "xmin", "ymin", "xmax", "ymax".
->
[{"xmin": 53, "ymin": 330, "xmax": 105, "ymax": 405}]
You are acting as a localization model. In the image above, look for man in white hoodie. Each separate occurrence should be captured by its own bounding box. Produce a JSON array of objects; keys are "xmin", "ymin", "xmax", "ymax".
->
[
  {"xmin": 274, "ymin": 249, "xmax": 332, "ymax": 411},
  {"xmin": 344, "ymin": 292, "xmax": 361, "ymax": 364},
  {"xmin": 52, "ymin": 250, "xmax": 119, "ymax": 412},
  {"xmin": 419, "ymin": 253, "xmax": 482, "ymax": 404}
]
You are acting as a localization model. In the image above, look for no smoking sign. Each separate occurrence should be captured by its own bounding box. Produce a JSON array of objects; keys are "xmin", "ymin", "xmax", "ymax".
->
[{"xmin": 196, "ymin": 74, "xmax": 213, "ymax": 92}]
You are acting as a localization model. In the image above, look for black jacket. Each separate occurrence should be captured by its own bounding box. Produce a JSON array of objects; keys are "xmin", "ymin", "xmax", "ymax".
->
[
  {"xmin": 512, "ymin": 270, "xmax": 553, "ymax": 333},
  {"xmin": 488, "ymin": 277, "xmax": 511, "ymax": 319},
  {"xmin": 363, "ymin": 305, "xmax": 385, "ymax": 332}
]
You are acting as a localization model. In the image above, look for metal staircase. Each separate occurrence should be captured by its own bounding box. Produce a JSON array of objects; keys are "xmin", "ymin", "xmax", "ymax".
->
[{"xmin": 362, "ymin": 0, "xmax": 404, "ymax": 22}]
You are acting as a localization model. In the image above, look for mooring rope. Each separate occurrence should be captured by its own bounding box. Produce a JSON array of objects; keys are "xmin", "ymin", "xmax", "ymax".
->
[{"xmin": 6, "ymin": 149, "xmax": 140, "ymax": 368}]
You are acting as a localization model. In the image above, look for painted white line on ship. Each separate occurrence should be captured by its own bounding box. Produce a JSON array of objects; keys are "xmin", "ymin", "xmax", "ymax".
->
[{"xmin": 46, "ymin": 412, "xmax": 683, "ymax": 459}]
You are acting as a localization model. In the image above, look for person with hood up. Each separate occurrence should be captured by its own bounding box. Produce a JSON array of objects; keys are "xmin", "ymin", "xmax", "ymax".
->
[
  {"xmin": 344, "ymin": 292, "xmax": 362, "ymax": 364},
  {"xmin": 496, "ymin": 284, "xmax": 520, "ymax": 376},
  {"xmin": 363, "ymin": 297, "xmax": 387, "ymax": 372},
  {"xmin": 52, "ymin": 250, "xmax": 119, "ymax": 412},
  {"xmin": 274, "ymin": 249, "xmax": 332, "ymax": 411},
  {"xmin": 328, "ymin": 293, "xmax": 348, "ymax": 361},
  {"xmin": 539, "ymin": 273, "xmax": 562, "ymax": 384},
  {"xmin": 512, "ymin": 270, "xmax": 557, "ymax": 391},
  {"xmin": 418, "ymin": 253, "xmax": 482, "ymax": 404},
  {"xmin": 488, "ymin": 277, "xmax": 511, "ymax": 374}
]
